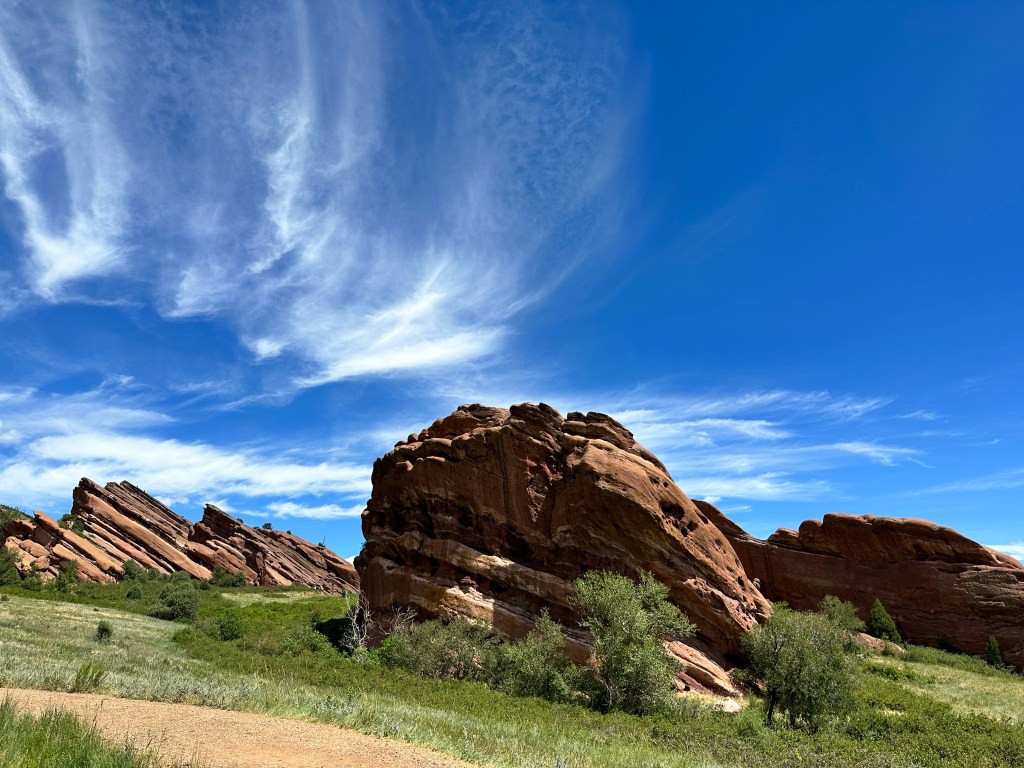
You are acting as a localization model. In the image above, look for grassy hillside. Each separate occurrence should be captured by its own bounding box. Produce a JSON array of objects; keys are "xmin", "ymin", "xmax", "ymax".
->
[{"xmin": 2, "ymin": 585, "xmax": 1023, "ymax": 768}]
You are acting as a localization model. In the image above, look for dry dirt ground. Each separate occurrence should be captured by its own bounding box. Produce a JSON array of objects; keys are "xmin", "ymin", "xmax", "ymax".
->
[{"xmin": 1, "ymin": 687, "xmax": 473, "ymax": 768}]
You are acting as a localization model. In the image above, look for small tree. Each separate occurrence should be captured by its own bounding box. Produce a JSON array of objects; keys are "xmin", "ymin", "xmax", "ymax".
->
[
  {"xmin": 0, "ymin": 546, "xmax": 21, "ymax": 586},
  {"xmin": 573, "ymin": 570, "xmax": 695, "ymax": 714},
  {"xmin": 95, "ymin": 620, "xmax": 113, "ymax": 643},
  {"xmin": 121, "ymin": 560, "xmax": 143, "ymax": 580},
  {"xmin": 742, "ymin": 605, "xmax": 855, "ymax": 729},
  {"xmin": 262, "ymin": 522, "xmax": 273, "ymax": 530},
  {"xmin": 53, "ymin": 559, "xmax": 79, "ymax": 593},
  {"xmin": 986, "ymin": 636, "xmax": 1005, "ymax": 668},
  {"xmin": 379, "ymin": 618, "xmax": 499, "ymax": 681},
  {"xmin": 869, "ymin": 599, "xmax": 901, "ymax": 644},
  {"xmin": 818, "ymin": 595, "xmax": 865, "ymax": 634},
  {"xmin": 148, "ymin": 582, "xmax": 199, "ymax": 621}
]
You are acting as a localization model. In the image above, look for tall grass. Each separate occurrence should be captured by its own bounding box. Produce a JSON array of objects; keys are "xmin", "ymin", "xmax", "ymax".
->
[{"xmin": 0, "ymin": 700, "xmax": 174, "ymax": 768}]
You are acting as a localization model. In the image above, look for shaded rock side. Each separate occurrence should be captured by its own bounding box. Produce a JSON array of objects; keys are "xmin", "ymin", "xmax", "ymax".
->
[
  {"xmin": 695, "ymin": 500, "xmax": 1024, "ymax": 667},
  {"xmin": 356, "ymin": 403, "xmax": 771, "ymax": 695},
  {"xmin": 0, "ymin": 478, "xmax": 358, "ymax": 594}
]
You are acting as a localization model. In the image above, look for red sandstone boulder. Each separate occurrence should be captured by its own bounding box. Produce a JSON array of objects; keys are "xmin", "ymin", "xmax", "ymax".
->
[
  {"xmin": 356, "ymin": 403, "xmax": 771, "ymax": 695},
  {"xmin": 0, "ymin": 478, "xmax": 358, "ymax": 594},
  {"xmin": 695, "ymin": 500, "xmax": 1024, "ymax": 667}
]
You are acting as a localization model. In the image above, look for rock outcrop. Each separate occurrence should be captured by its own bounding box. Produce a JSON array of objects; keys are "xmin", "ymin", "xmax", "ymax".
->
[
  {"xmin": 357, "ymin": 403, "xmax": 771, "ymax": 694},
  {"xmin": 695, "ymin": 500, "xmax": 1024, "ymax": 667},
  {"xmin": 0, "ymin": 478, "xmax": 358, "ymax": 594}
]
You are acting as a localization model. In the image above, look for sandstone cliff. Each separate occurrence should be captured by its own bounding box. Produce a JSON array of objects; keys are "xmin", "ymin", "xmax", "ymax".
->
[
  {"xmin": 357, "ymin": 403, "xmax": 771, "ymax": 694},
  {"xmin": 695, "ymin": 500, "xmax": 1024, "ymax": 667},
  {"xmin": 0, "ymin": 478, "xmax": 358, "ymax": 594}
]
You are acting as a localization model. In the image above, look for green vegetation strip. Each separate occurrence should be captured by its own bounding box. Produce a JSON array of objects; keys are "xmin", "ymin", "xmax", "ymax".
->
[
  {"xmin": 2, "ymin": 583, "xmax": 1024, "ymax": 768},
  {"xmin": 0, "ymin": 699, "xmax": 174, "ymax": 768}
]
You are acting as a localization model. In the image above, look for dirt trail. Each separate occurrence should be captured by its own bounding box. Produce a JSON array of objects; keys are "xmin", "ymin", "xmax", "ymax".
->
[{"xmin": 1, "ymin": 687, "xmax": 474, "ymax": 768}]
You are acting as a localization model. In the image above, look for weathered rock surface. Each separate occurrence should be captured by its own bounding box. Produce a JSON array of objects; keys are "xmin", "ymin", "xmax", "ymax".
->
[
  {"xmin": 695, "ymin": 500, "xmax": 1024, "ymax": 667},
  {"xmin": 0, "ymin": 478, "xmax": 358, "ymax": 594},
  {"xmin": 357, "ymin": 403, "xmax": 771, "ymax": 694}
]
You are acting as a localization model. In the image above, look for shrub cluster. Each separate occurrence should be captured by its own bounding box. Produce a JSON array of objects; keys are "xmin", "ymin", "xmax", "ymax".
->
[
  {"xmin": 378, "ymin": 570, "xmax": 693, "ymax": 714},
  {"xmin": 210, "ymin": 563, "xmax": 247, "ymax": 588},
  {"xmin": 869, "ymin": 598, "xmax": 902, "ymax": 644},
  {"xmin": 0, "ymin": 546, "xmax": 21, "ymax": 586},
  {"xmin": 147, "ymin": 580, "xmax": 200, "ymax": 621}
]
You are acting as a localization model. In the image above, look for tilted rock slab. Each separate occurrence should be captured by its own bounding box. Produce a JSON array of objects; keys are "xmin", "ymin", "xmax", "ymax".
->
[
  {"xmin": 357, "ymin": 403, "xmax": 771, "ymax": 694},
  {"xmin": 696, "ymin": 500, "xmax": 1024, "ymax": 667},
  {"xmin": 0, "ymin": 478, "xmax": 358, "ymax": 594}
]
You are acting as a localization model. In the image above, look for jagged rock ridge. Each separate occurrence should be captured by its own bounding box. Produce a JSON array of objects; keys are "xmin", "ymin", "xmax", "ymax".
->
[
  {"xmin": 357, "ymin": 403, "xmax": 771, "ymax": 694},
  {"xmin": 0, "ymin": 478, "xmax": 358, "ymax": 594},
  {"xmin": 695, "ymin": 500, "xmax": 1024, "ymax": 668}
]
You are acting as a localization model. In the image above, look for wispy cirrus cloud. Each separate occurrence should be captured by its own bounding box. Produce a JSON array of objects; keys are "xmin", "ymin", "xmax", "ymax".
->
[
  {"xmin": 0, "ymin": 1, "xmax": 630, "ymax": 387},
  {"xmin": 916, "ymin": 468, "xmax": 1024, "ymax": 495}
]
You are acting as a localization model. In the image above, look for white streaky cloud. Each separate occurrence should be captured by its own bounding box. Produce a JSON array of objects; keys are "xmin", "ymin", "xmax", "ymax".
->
[
  {"xmin": 0, "ymin": 5, "xmax": 131, "ymax": 297},
  {"xmin": 265, "ymin": 501, "xmax": 366, "ymax": 520},
  {"xmin": 830, "ymin": 442, "xmax": 920, "ymax": 467},
  {"xmin": 916, "ymin": 468, "xmax": 1024, "ymax": 495},
  {"xmin": 989, "ymin": 543, "xmax": 1024, "ymax": 561},
  {"xmin": 899, "ymin": 409, "xmax": 940, "ymax": 421},
  {"xmin": 0, "ymin": 2, "xmax": 629, "ymax": 383},
  {"xmin": 677, "ymin": 473, "xmax": 831, "ymax": 502}
]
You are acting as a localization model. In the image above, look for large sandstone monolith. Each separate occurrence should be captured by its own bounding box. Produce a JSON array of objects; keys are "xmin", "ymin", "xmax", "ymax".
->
[{"xmin": 357, "ymin": 403, "xmax": 771, "ymax": 694}]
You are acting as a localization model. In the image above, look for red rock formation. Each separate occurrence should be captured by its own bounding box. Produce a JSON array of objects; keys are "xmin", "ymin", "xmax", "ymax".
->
[
  {"xmin": 0, "ymin": 478, "xmax": 358, "ymax": 594},
  {"xmin": 695, "ymin": 500, "xmax": 1024, "ymax": 667},
  {"xmin": 357, "ymin": 403, "xmax": 771, "ymax": 694}
]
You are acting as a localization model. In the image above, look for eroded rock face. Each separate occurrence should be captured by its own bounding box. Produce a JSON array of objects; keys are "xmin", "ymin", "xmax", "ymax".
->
[
  {"xmin": 0, "ymin": 478, "xmax": 358, "ymax": 594},
  {"xmin": 356, "ymin": 403, "xmax": 771, "ymax": 694},
  {"xmin": 695, "ymin": 500, "xmax": 1024, "ymax": 667}
]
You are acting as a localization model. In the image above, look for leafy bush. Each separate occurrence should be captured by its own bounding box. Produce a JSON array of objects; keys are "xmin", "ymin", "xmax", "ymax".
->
[
  {"xmin": 20, "ymin": 565, "xmax": 43, "ymax": 591},
  {"xmin": 491, "ymin": 611, "xmax": 585, "ymax": 703},
  {"xmin": 52, "ymin": 560, "xmax": 78, "ymax": 593},
  {"xmin": 742, "ymin": 604, "xmax": 856, "ymax": 730},
  {"xmin": 95, "ymin": 620, "xmax": 113, "ymax": 643},
  {"xmin": 121, "ymin": 560, "xmax": 143, "ymax": 580},
  {"xmin": 818, "ymin": 595, "xmax": 865, "ymax": 634},
  {"xmin": 986, "ymin": 636, "xmax": 1005, "ymax": 668},
  {"xmin": 0, "ymin": 503, "xmax": 26, "ymax": 529},
  {"xmin": 262, "ymin": 522, "xmax": 273, "ymax": 530},
  {"xmin": 210, "ymin": 563, "xmax": 247, "ymax": 588},
  {"xmin": 70, "ymin": 661, "xmax": 107, "ymax": 693},
  {"xmin": 573, "ymin": 570, "xmax": 694, "ymax": 714},
  {"xmin": 125, "ymin": 585, "xmax": 143, "ymax": 600},
  {"xmin": 869, "ymin": 598, "xmax": 901, "ymax": 644},
  {"xmin": 147, "ymin": 582, "xmax": 199, "ymax": 621},
  {"xmin": 380, "ymin": 618, "xmax": 499, "ymax": 681},
  {"xmin": 0, "ymin": 546, "xmax": 21, "ymax": 585}
]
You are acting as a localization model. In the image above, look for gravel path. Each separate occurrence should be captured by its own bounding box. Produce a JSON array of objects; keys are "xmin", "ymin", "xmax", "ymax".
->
[{"xmin": 2, "ymin": 687, "xmax": 473, "ymax": 768}]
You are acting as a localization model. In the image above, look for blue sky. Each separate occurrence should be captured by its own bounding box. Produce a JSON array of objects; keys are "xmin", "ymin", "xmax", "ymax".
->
[{"xmin": 1, "ymin": 1, "xmax": 1021, "ymax": 561}]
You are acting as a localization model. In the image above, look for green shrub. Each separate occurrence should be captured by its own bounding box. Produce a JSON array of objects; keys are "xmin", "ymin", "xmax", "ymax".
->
[
  {"xmin": 262, "ymin": 522, "xmax": 273, "ymax": 530},
  {"xmin": 492, "ymin": 611, "xmax": 585, "ymax": 703},
  {"xmin": 0, "ymin": 503, "xmax": 27, "ymax": 529},
  {"xmin": 52, "ymin": 560, "xmax": 78, "ymax": 593},
  {"xmin": 210, "ymin": 563, "xmax": 247, "ymax": 588},
  {"xmin": 741, "ymin": 604, "xmax": 856, "ymax": 730},
  {"xmin": 169, "ymin": 570, "xmax": 193, "ymax": 582},
  {"xmin": 869, "ymin": 598, "xmax": 901, "ymax": 644},
  {"xmin": 0, "ymin": 546, "xmax": 21, "ymax": 585},
  {"xmin": 986, "ymin": 636, "xmax": 1005, "ymax": 668},
  {"xmin": 380, "ymin": 618, "xmax": 499, "ymax": 681},
  {"xmin": 573, "ymin": 570, "xmax": 695, "ymax": 714},
  {"xmin": 58, "ymin": 514, "xmax": 85, "ymax": 534},
  {"xmin": 818, "ymin": 594, "xmax": 865, "ymax": 634},
  {"xmin": 95, "ymin": 620, "xmax": 113, "ymax": 643},
  {"xmin": 20, "ymin": 565, "xmax": 43, "ymax": 591},
  {"xmin": 147, "ymin": 582, "xmax": 199, "ymax": 621},
  {"xmin": 70, "ymin": 661, "xmax": 107, "ymax": 693},
  {"xmin": 125, "ymin": 585, "xmax": 143, "ymax": 600},
  {"xmin": 121, "ymin": 559, "xmax": 143, "ymax": 580},
  {"xmin": 144, "ymin": 568, "xmax": 160, "ymax": 581}
]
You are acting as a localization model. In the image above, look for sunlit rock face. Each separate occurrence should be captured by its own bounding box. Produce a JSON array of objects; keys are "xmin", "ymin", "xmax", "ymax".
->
[
  {"xmin": 697, "ymin": 500, "xmax": 1024, "ymax": 667},
  {"xmin": 0, "ymin": 478, "xmax": 358, "ymax": 594},
  {"xmin": 357, "ymin": 403, "xmax": 771, "ymax": 695}
]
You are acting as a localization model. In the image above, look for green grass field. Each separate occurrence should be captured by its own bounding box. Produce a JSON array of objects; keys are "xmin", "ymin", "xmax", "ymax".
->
[{"xmin": 2, "ymin": 584, "xmax": 1023, "ymax": 768}]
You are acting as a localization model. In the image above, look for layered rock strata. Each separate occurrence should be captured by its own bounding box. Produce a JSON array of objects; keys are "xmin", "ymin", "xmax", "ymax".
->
[
  {"xmin": 0, "ymin": 478, "xmax": 358, "ymax": 594},
  {"xmin": 357, "ymin": 403, "xmax": 771, "ymax": 694},
  {"xmin": 695, "ymin": 500, "xmax": 1024, "ymax": 667}
]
